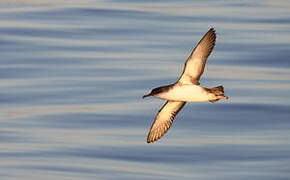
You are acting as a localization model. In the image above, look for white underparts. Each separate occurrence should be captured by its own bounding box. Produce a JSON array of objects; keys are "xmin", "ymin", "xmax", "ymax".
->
[{"xmin": 154, "ymin": 84, "xmax": 215, "ymax": 102}]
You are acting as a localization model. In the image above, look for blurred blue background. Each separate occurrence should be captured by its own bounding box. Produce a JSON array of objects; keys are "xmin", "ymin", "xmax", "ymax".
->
[{"xmin": 0, "ymin": 0, "xmax": 290, "ymax": 179}]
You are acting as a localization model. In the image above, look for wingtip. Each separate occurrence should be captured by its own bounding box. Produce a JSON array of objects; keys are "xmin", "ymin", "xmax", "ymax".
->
[
  {"xmin": 209, "ymin": 27, "xmax": 215, "ymax": 32},
  {"xmin": 147, "ymin": 135, "xmax": 154, "ymax": 143},
  {"xmin": 147, "ymin": 133, "xmax": 161, "ymax": 143},
  {"xmin": 147, "ymin": 138, "xmax": 152, "ymax": 143},
  {"xmin": 207, "ymin": 27, "xmax": 216, "ymax": 37},
  {"xmin": 147, "ymin": 137, "xmax": 158, "ymax": 143}
]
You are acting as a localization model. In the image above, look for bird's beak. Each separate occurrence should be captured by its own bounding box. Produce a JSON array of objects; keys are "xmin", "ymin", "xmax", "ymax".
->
[{"xmin": 142, "ymin": 93, "xmax": 152, "ymax": 99}]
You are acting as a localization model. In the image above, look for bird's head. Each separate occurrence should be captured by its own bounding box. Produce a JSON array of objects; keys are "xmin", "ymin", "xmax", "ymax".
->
[
  {"xmin": 142, "ymin": 93, "xmax": 152, "ymax": 99},
  {"xmin": 143, "ymin": 86, "xmax": 166, "ymax": 99}
]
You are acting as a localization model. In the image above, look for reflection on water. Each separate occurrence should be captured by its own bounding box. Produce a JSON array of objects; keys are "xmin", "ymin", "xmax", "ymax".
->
[{"xmin": 1, "ymin": 0, "xmax": 290, "ymax": 179}]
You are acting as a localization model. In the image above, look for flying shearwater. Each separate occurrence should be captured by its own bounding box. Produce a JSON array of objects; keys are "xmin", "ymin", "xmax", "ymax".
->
[{"xmin": 143, "ymin": 28, "xmax": 228, "ymax": 143}]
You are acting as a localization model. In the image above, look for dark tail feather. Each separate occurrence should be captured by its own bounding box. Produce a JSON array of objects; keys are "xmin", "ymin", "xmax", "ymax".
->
[
  {"xmin": 210, "ymin": 86, "xmax": 224, "ymax": 95},
  {"xmin": 209, "ymin": 86, "xmax": 228, "ymax": 103}
]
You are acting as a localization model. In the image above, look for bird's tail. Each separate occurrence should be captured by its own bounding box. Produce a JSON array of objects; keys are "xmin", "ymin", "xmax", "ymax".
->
[
  {"xmin": 209, "ymin": 86, "xmax": 228, "ymax": 103},
  {"xmin": 211, "ymin": 86, "xmax": 224, "ymax": 95}
]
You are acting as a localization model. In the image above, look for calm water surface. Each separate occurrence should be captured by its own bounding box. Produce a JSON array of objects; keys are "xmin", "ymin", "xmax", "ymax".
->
[{"xmin": 1, "ymin": 0, "xmax": 290, "ymax": 179}]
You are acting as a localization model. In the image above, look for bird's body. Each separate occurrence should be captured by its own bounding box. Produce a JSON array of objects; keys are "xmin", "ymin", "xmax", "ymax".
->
[
  {"xmin": 143, "ymin": 28, "xmax": 228, "ymax": 143},
  {"xmin": 153, "ymin": 84, "xmax": 216, "ymax": 102}
]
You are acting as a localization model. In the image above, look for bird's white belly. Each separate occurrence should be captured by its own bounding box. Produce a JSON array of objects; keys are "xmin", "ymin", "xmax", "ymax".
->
[{"xmin": 156, "ymin": 85, "xmax": 212, "ymax": 102}]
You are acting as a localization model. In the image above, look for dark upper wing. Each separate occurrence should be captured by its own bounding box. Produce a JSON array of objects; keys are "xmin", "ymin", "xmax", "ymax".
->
[
  {"xmin": 147, "ymin": 101, "xmax": 186, "ymax": 143},
  {"xmin": 178, "ymin": 28, "xmax": 216, "ymax": 85}
]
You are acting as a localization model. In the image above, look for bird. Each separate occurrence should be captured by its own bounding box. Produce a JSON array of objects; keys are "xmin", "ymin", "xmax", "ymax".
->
[{"xmin": 143, "ymin": 28, "xmax": 228, "ymax": 143}]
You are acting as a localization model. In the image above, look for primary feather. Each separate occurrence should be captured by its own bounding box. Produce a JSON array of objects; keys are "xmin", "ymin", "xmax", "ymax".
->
[
  {"xmin": 147, "ymin": 101, "xmax": 186, "ymax": 143},
  {"xmin": 178, "ymin": 28, "xmax": 216, "ymax": 85}
]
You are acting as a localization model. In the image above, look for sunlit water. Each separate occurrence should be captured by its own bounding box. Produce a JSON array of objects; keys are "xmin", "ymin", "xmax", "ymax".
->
[{"xmin": 1, "ymin": 0, "xmax": 290, "ymax": 179}]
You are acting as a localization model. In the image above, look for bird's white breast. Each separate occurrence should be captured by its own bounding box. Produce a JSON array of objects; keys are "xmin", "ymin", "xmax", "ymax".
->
[{"xmin": 155, "ymin": 84, "xmax": 212, "ymax": 102}]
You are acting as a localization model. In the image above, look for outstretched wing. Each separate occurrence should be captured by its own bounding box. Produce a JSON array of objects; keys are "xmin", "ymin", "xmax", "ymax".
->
[
  {"xmin": 178, "ymin": 28, "xmax": 216, "ymax": 85},
  {"xmin": 147, "ymin": 101, "xmax": 186, "ymax": 143}
]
